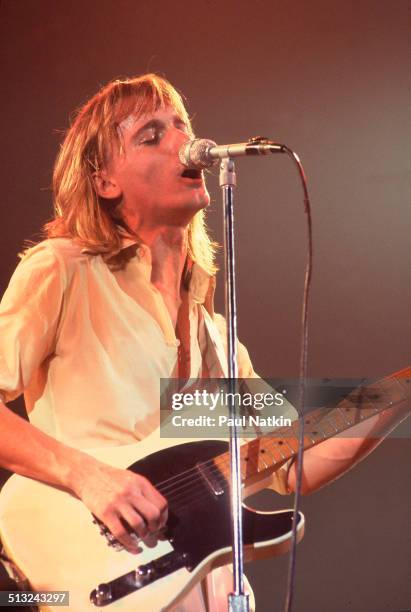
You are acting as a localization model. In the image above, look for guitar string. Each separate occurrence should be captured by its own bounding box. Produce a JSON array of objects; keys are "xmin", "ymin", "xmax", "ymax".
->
[
  {"xmin": 163, "ymin": 446, "xmax": 300, "ymax": 511},
  {"xmin": 167, "ymin": 483, "xmax": 228, "ymax": 512},
  {"xmin": 152, "ymin": 401, "xmax": 380, "ymax": 500},
  {"xmin": 102, "ymin": 394, "xmax": 391, "ymax": 542},
  {"xmin": 127, "ymin": 373, "xmax": 397, "ymax": 517},
  {"xmin": 173, "ymin": 391, "xmax": 402, "ymax": 513},
  {"xmin": 123, "ymin": 407, "xmax": 379, "ymax": 503},
  {"xmin": 100, "ymin": 404, "xmax": 384, "ymax": 541},
  {"xmin": 146, "ymin": 406, "xmax": 378, "ymax": 507},
  {"xmin": 159, "ymin": 445, "xmax": 298, "ymax": 507},
  {"xmin": 102, "ymin": 414, "xmax": 366, "ymax": 543},
  {"xmin": 98, "ymin": 361, "xmax": 404, "ymax": 542},
  {"xmin": 150, "ymin": 401, "xmax": 359, "ymax": 494},
  {"xmin": 145, "ymin": 421, "xmax": 306, "ymax": 494},
  {"xmin": 151, "ymin": 416, "xmax": 327, "ymax": 497},
  {"xmin": 151, "ymin": 434, "xmax": 315, "ymax": 508},
  {"xmin": 124, "ymin": 422, "xmax": 323, "ymax": 511},
  {"xmin": 151, "ymin": 433, "xmax": 300, "ymax": 498},
  {"xmin": 157, "ymin": 441, "xmax": 296, "ymax": 502},
  {"xmin": 97, "ymin": 405, "xmax": 377, "ymax": 543},
  {"xmin": 133, "ymin": 430, "xmax": 289, "ymax": 497},
  {"xmin": 155, "ymin": 442, "xmax": 288, "ymax": 495},
  {"xmin": 141, "ymin": 448, "xmax": 282, "ymax": 515}
]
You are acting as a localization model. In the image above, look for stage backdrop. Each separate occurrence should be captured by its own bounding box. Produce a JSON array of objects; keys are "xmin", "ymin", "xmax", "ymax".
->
[{"xmin": 0, "ymin": 1, "xmax": 410, "ymax": 611}]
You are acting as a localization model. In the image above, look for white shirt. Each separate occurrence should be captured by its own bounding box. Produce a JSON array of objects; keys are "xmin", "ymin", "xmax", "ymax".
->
[{"xmin": 0, "ymin": 236, "xmax": 296, "ymax": 611}]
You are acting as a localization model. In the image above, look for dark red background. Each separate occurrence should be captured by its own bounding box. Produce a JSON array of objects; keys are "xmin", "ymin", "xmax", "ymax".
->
[{"xmin": 0, "ymin": 1, "xmax": 410, "ymax": 610}]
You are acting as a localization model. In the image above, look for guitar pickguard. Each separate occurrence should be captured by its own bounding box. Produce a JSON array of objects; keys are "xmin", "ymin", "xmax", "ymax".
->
[{"xmin": 89, "ymin": 440, "xmax": 301, "ymax": 607}]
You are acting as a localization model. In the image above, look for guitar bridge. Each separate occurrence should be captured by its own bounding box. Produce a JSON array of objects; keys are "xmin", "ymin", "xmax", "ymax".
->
[
  {"xmin": 91, "ymin": 515, "xmax": 164, "ymax": 551},
  {"xmin": 90, "ymin": 550, "xmax": 190, "ymax": 606}
]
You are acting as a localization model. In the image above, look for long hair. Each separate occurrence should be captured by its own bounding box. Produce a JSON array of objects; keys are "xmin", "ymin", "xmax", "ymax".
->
[{"xmin": 46, "ymin": 74, "xmax": 217, "ymax": 274}]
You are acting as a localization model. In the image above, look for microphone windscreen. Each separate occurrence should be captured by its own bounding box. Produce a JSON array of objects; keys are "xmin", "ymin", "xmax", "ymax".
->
[{"xmin": 179, "ymin": 138, "xmax": 217, "ymax": 169}]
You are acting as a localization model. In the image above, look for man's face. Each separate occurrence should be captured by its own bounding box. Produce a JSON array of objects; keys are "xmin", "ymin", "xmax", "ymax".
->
[{"xmin": 102, "ymin": 107, "xmax": 210, "ymax": 227}]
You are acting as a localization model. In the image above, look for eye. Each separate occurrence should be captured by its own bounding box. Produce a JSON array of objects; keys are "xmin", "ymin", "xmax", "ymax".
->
[
  {"xmin": 139, "ymin": 126, "xmax": 163, "ymax": 146},
  {"xmin": 176, "ymin": 120, "xmax": 190, "ymax": 136}
]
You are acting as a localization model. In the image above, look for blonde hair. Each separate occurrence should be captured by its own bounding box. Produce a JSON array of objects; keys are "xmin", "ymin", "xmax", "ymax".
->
[{"xmin": 46, "ymin": 74, "xmax": 217, "ymax": 274}]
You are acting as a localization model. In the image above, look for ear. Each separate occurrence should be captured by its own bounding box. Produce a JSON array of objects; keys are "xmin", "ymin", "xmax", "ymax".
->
[{"xmin": 92, "ymin": 171, "xmax": 122, "ymax": 199}]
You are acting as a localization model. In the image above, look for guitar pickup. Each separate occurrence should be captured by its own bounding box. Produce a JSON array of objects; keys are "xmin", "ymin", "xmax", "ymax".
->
[{"xmin": 196, "ymin": 462, "xmax": 225, "ymax": 497}]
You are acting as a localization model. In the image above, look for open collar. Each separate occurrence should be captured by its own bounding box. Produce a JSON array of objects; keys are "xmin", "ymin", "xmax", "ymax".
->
[{"xmin": 82, "ymin": 233, "xmax": 214, "ymax": 312}]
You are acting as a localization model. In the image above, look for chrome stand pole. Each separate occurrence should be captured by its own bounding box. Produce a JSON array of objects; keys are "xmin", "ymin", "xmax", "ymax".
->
[{"xmin": 220, "ymin": 158, "xmax": 249, "ymax": 612}]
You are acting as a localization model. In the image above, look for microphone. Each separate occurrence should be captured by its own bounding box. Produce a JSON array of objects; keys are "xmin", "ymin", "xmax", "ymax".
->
[{"xmin": 179, "ymin": 136, "xmax": 286, "ymax": 169}]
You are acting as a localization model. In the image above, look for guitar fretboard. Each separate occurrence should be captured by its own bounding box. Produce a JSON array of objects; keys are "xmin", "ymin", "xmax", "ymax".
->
[{"xmin": 213, "ymin": 367, "xmax": 411, "ymax": 486}]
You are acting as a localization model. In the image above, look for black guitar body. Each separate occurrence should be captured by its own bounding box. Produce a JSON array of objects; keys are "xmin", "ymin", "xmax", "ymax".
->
[
  {"xmin": 128, "ymin": 440, "xmax": 301, "ymax": 570},
  {"xmin": 90, "ymin": 440, "xmax": 303, "ymax": 606}
]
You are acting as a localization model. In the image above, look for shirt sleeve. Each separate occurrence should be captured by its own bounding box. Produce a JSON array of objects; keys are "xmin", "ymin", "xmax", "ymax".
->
[{"xmin": 0, "ymin": 242, "xmax": 66, "ymax": 404}]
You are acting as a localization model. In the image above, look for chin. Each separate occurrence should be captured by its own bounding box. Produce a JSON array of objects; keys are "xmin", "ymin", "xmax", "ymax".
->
[
  {"xmin": 182, "ymin": 190, "xmax": 210, "ymax": 213},
  {"xmin": 199, "ymin": 195, "xmax": 211, "ymax": 209},
  {"xmin": 196, "ymin": 188, "xmax": 211, "ymax": 209}
]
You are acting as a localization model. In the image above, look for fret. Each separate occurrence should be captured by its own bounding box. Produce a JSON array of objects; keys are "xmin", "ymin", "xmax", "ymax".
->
[
  {"xmin": 283, "ymin": 438, "xmax": 297, "ymax": 455},
  {"xmin": 291, "ymin": 416, "xmax": 327, "ymax": 447},
  {"xmin": 305, "ymin": 421, "xmax": 326, "ymax": 440},
  {"xmin": 304, "ymin": 432, "xmax": 319, "ymax": 446},
  {"xmin": 318, "ymin": 416, "xmax": 339, "ymax": 436},
  {"xmin": 287, "ymin": 420, "xmax": 310, "ymax": 446},
  {"xmin": 303, "ymin": 406, "xmax": 330, "ymax": 425},
  {"xmin": 270, "ymin": 439, "xmax": 291, "ymax": 461},
  {"xmin": 327, "ymin": 410, "xmax": 346, "ymax": 432},
  {"xmin": 266, "ymin": 439, "xmax": 291, "ymax": 465},
  {"xmin": 270, "ymin": 425, "xmax": 289, "ymax": 437},
  {"xmin": 260, "ymin": 439, "xmax": 284, "ymax": 469},
  {"xmin": 260, "ymin": 441, "xmax": 287, "ymax": 464},
  {"xmin": 336, "ymin": 405, "xmax": 356, "ymax": 427},
  {"xmin": 260, "ymin": 443, "xmax": 280, "ymax": 467},
  {"xmin": 243, "ymin": 441, "xmax": 266, "ymax": 477},
  {"xmin": 257, "ymin": 450, "xmax": 270, "ymax": 470},
  {"xmin": 281, "ymin": 436, "xmax": 299, "ymax": 453}
]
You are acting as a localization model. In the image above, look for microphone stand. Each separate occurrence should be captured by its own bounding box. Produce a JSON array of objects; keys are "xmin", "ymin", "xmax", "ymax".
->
[{"xmin": 220, "ymin": 158, "xmax": 249, "ymax": 612}]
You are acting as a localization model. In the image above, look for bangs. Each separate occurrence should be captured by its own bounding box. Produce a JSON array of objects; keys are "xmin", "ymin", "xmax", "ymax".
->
[
  {"xmin": 112, "ymin": 77, "xmax": 189, "ymax": 125},
  {"xmin": 77, "ymin": 74, "xmax": 192, "ymax": 172},
  {"xmin": 96, "ymin": 75, "xmax": 192, "ymax": 163}
]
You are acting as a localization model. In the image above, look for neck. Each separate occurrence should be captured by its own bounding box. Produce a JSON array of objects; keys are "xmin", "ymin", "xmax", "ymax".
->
[
  {"xmin": 146, "ymin": 227, "xmax": 188, "ymax": 297},
  {"xmin": 124, "ymin": 214, "xmax": 189, "ymax": 298}
]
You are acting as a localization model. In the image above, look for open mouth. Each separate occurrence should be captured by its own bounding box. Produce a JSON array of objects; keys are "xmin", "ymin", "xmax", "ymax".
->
[{"xmin": 181, "ymin": 168, "xmax": 202, "ymax": 180}]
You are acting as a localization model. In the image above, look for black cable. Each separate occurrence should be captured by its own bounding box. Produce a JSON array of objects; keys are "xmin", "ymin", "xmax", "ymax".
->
[{"xmin": 281, "ymin": 147, "xmax": 313, "ymax": 612}]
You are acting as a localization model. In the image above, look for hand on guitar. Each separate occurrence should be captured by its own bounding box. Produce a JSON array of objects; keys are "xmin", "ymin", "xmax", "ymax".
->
[
  {"xmin": 0, "ymin": 402, "xmax": 168, "ymax": 554},
  {"xmin": 71, "ymin": 457, "xmax": 168, "ymax": 554}
]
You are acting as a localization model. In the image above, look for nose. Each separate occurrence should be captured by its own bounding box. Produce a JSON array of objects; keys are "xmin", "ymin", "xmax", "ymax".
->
[
  {"xmin": 165, "ymin": 130, "xmax": 191, "ymax": 169},
  {"xmin": 168, "ymin": 125, "xmax": 191, "ymax": 152}
]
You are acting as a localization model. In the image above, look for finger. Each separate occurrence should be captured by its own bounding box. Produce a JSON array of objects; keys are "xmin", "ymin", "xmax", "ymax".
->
[
  {"xmin": 138, "ymin": 480, "xmax": 168, "ymax": 527},
  {"xmin": 128, "ymin": 494, "xmax": 164, "ymax": 534},
  {"xmin": 119, "ymin": 504, "xmax": 149, "ymax": 540},
  {"xmin": 105, "ymin": 514, "xmax": 140, "ymax": 554},
  {"xmin": 141, "ymin": 532, "xmax": 159, "ymax": 549}
]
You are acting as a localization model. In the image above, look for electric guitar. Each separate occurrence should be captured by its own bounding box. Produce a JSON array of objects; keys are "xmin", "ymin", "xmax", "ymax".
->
[{"xmin": 0, "ymin": 368, "xmax": 409, "ymax": 611}]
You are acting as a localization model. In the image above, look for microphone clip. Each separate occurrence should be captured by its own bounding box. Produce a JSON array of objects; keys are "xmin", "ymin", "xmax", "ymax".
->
[{"xmin": 247, "ymin": 135, "xmax": 273, "ymax": 145}]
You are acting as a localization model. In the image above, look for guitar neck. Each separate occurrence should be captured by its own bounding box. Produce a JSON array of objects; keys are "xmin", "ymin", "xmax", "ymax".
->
[{"xmin": 213, "ymin": 366, "xmax": 411, "ymax": 487}]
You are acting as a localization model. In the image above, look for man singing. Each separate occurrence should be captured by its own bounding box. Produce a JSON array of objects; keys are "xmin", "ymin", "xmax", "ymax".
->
[{"xmin": 0, "ymin": 74, "xmax": 408, "ymax": 611}]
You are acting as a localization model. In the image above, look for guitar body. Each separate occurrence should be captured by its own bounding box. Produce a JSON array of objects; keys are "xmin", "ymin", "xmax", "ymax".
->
[
  {"xmin": 0, "ymin": 431, "xmax": 304, "ymax": 611},
  {"xmin": 1, "ymin": 368, "xmax": 409, "ymax": 611}
]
